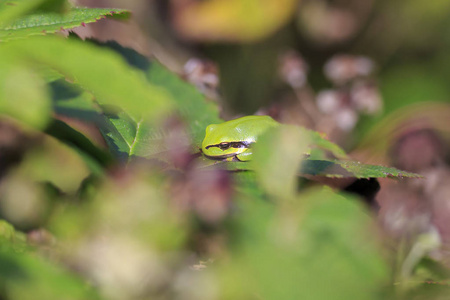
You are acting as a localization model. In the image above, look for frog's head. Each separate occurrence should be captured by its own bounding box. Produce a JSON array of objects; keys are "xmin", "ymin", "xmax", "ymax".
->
[{"xmin": 201, "ymin": 123, "xmax": 251, "ymax": 159}]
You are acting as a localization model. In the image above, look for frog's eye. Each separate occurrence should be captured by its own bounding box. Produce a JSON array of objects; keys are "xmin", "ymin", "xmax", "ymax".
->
[
  {"xmin": 219, "ymin": 142, "xmax": 231, "ymax": 150},
  {"xmin": 231, "ymin": 142, "xmax": 248, "ymax": 148}
]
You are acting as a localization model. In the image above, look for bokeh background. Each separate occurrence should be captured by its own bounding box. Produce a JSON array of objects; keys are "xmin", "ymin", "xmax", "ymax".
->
[{"xmin": 2, "ymin": 0, "xmax": 450, "ymax": 299}]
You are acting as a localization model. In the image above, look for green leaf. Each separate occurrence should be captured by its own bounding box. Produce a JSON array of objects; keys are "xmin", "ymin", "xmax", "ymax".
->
[
  {"xmin": 0, "ymin": 246, "xmax": 100, "ymax": 300},
  {"xmin": 0, "ymin": 0, "xmax": 67, "ymax": 26},
  {"xmin": 306, "ymin": 128, "xmax": 348, "ymax": 159},
  {"xmin": 147, "ymin": 61, "xmax": 222, "ymax": 147},
  {"xmin": 100, "ymin": 56, "xmax": 221, "ymax": 161},
  {"xmin": 0, "ymin": 54, "xmax": 51, "ymax": 129},
  {"xmin": 0, "ymin": 220, "xmax": 98, "ymax": 299},
  {"xmin": 0, "ymin": 6, "xmax": 130, "ymax": 42},
  {"xmin": 217, "ymin": 187, "xmax": 389, "ymax": 299},
  {"xmin": 199, "ymin": 158, "xmax": 421, "ymax": 179},
  {"xmin": 173, "ymin": 0, "xmax": 297, "ymax": 42},
  {"xmin": 0, "ymin": 220, "xmax": 27, "ymax": 251},
  {"xmin": 45, "ymin": 119, "xmax": 112, "ymax": 173},
  {"xmin": 251, "ymin": 125, "xmax": 310, "ymax": 199},
  {"xmin": 301, "ymin": 159, "xmax": 422, "ymax": 178},
  {"xmin": 16, "ymin": 134, "xmax": 91, "ymax": 193},
  {"xmin": 50, "ymin": 79, "xmax": 103, "ymax": 122},
  {"xmin": 100, "ymin": 108, "xmax": 145, "ymax": 161},
  {"xmin": 3, "ymin": 36, "xmax": 174, "ymax": 122}
]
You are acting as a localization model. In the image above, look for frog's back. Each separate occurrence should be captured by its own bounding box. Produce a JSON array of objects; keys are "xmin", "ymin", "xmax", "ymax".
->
[
  {"xmin": 224, "ymin": 115, "xmax": 279, "ymax": 140},
  {"xmin": 203, "ymin": 115, "xmax": 279, "ymax": 146},
  {"xmin": 229, "ymin": 115, "xmax": 277, "ymax": 129}
]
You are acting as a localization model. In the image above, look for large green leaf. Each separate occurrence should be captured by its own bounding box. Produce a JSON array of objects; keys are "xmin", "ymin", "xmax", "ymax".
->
[
  {"xmin": 0, "ymin": 0, "xmax": 68, "ymax": 26},
  {"xmin": 146, "ymin": 61, "xmax": 221, "ymax": 147},
  {"xmin": 0, "ymin": 6, "xmax": 130, "ymax": 42},
  {"xmin": 50, "ymin": 79, "xmax": 102, "ymax": 122},
  {"xmin": 0, "ymin": 219, "xmax": 99, "ymax": 299},
  {"xmin": 173, "ymin": 0, "xmax": 297, "ymax": 42},
  {"xmin": 2, "ymin": 36, "xmax": 174, "ymax": 122},
  {"xmin": 251, "ymin": 125, "xmax": 310, "ymax": 199},
  {"xmin": 300, "ymin": 159, "xmax": 422, "ymax": 178},
  {"xmin": 0, "ymin": 244, "xmax": 100, "ymax": 300},
  {"xmin": 100, "ymin": 55, "xmax": 221, "ymax": 161},
  {"xmin": 200, "ymin": 157, "xmax": 421, "ymax": 179},
  {"xmin": 216, "ymin": 188, "xmax": 389, "ymax": 299},
  {"xmin": 100, "ymin": 108, "xmax": 153, "ymax": 161},
  {"xmin": 0, "ymin": 53, "xmax": 51, "ymax": 129}
]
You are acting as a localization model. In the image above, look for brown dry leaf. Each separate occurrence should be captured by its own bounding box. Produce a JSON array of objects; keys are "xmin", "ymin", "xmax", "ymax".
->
[{"xmin": 172, "ymin": 0, "xmax": 298, "ymax": 42}]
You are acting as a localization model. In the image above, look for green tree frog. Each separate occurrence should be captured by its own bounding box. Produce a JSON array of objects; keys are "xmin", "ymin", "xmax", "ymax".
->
[{"xmin": 201, "ymin": 115, "xmax": 279, "ymax": 161}]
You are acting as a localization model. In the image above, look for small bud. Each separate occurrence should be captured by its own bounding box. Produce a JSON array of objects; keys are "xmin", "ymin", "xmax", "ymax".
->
[
  {"xmin": 279, "ymin": 51, "xmax": 308, "ymax": 88},
  {"xmin": 324, "ymin": 54, "xmax": 374, "ymax": 84}
]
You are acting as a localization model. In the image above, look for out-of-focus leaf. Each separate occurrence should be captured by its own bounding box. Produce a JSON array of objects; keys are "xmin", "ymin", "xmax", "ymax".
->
[
  {"xmin": 49, "ymin": 173, "xmax": 188, "ymax": 299},
  {"xmin": 50, "ymin": 79, "xmax": 103, "ymax": 122},
  {"xmin": 3, "ymin": 36, "xmax": 174, "ymax": 122},
  {"xmin": 252, "ymin": 125, "xmax": 310, "ymax": 199},
  {"xmin": 357, "ymin": 64, "xmax": 450, "ymax": 139},
  {"xmin": 147, "ymin": 61, "xmax": 222, "ymax": 148},
  {"xmin": 17, "ymin": 134, "xmax": 91, "ymax": 193},
  {"xmin": 173, "ymin": 0, "xmax": 297, "ymax": 42},
  {"xmin": 45, "ymin": 119, "xmax": 112, "ymax": 173},
  {"xmin": 0, "ymin": 173, "xmax": 50, "ymax": 229},
  {"xmin": 0, "ymin": 7, "xmax": 130, "ymax": 42},
  {"xmin": 0, "ymin": 220, "xmax": 27, "ymax": 251},
  {"xmin": 0, "ymin": 245, "xmax": 100, "ymax": 300},
  {"xmin": 0, "ymin": 0, "xmax": 68, "ymax": 26},
  {"xmin": 355, "ymin": 102, "xmax": 450, "ymax": 164},
  {"xmin": 100, "ymin": 59, "xmax": 221, "ymax": 161},
  {"xmin": 0, "ymin": 220, "xmax": 96, "ymax": 299},
  {"xmin": 44, "ymin": 80, "xmax": 112, "ymax": 171},
  {"xmin": 217, "ymin": 187, "xmax": 388, "ymax": 299},
  {"xmin": 0, "ymin": 55, "xmax": 51, "ymax": 129}
]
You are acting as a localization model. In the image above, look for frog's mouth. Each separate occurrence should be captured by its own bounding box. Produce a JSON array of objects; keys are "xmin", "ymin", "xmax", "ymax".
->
[
  {"xmin": 202, "ymin": 152, "xmax": 242, "ymax": 162},
  {"xmin": 202, "ymin": 141, "xmax": 252, "ymax": 162},
  {"xmin": 204, "ymin": 141, "xmax": 252, "ymax": 151}
]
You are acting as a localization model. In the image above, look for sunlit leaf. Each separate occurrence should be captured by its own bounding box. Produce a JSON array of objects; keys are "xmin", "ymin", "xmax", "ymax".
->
[
  {"xmin": 0, "ymin": 245, "xmax": 100, "ymax": 300},
  {"xmin": 355, "ymin": 102, "xmax": 450, "ymax": 165},
  {"xmin": 2, "ymin": 36, "xmax": 174, "ymax": 122},
  {"xmin": 173, "ymin": 0, "xmax": 298, "ymax": 42},
  {"xmin": 0, "ymin": 220, "xmax": 27, "ymax": 251},
  {"xmin": 100, "ymin": 59, "xmax": 221, "ymax": 161},
  {"xmin": 0, "ymin": 54, "xmax": 51, "ymax": 129},
  {"xmin": 0, "ymin": 0, "xmax": 68, "ymax": 26},
  {"xmin": 252, "ymin": 125, "xmax": 310, "ymax": 199},
  {"xmin": 147, "ymin": 61, "xmax": 222, "ymax": 148},
  {"xmin": 301, "ymin": 159, "xmax": 422, "ymax": 178},
  {"xmin": 216, "ymin": 187, "xmax": 388, "ymax": 299},
  {"xmin": 0, "ymin": 6, "xmax": 130, "ymax": 42},
  {"xmin": 17, "ymin": 134, "xmax": 91, "ymax": 193},
  {"xmin": 200, "ymin": 157, "xmax": 420, "ymax": 179}
]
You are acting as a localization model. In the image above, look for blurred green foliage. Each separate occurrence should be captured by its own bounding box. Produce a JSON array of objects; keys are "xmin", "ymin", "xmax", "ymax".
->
[{"xmin": 0, "ymin": 1, "xmax": 447, "ymax": 300}]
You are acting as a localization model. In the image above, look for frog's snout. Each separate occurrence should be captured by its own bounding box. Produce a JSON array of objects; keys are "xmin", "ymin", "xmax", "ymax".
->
[{"xmin": 205, "ymin": 124, "xmax": 217, "ymax": 134}]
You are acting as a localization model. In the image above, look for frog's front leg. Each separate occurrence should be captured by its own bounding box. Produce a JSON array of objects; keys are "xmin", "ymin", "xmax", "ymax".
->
[{"xmin": 236, "ymin": 151, "xmax": 252, "ymax": 162}]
